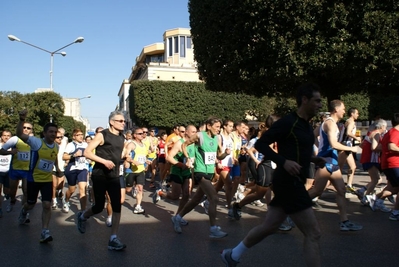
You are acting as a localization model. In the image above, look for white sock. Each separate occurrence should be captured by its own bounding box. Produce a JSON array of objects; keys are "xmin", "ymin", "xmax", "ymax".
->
[
  {"xmin": 110, "ymin": 234, "xmax": 117, "ymax": 241},
  {"xmin": 210, "ymin": 225, "xmax": 218, "ymax": 231},
  {"xmin": 231, "ymin": 241, "xmax": 248, "ymax": 261}
]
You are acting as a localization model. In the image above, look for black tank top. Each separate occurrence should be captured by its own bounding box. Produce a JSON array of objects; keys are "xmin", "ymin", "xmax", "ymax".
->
[{"xmin": 92, "ymin": 128, "xmax": 124, "ymax": 178}]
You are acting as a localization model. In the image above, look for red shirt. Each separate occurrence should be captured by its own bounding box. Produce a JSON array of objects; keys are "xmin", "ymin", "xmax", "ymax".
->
[{"xmin": 381, "ymin": 127, "xmax": 399, "ymax": 169}]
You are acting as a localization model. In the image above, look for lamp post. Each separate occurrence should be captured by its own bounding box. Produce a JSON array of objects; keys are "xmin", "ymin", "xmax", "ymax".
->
[
  {"xmin": 8, "ymin": 35, "xmax": 84, "ymax": 91},
  {"xmin": 63, "ymin": 95, "xmax": 91, "ymax": 117}
]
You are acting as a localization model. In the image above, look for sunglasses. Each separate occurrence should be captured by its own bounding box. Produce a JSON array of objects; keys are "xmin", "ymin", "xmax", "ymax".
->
[
  {"xmin": 143, "ymin": 131, "xmax": 148, "ymax": 134},
  {"xmin": 135, "ymin": 132, "xmax": 144, "ymax": 135},
  {"xmin": 113, "ymin": 119, "xmax": 126, "ymax": 123},
  {"xmin": 23, "ymin": 126, "xmax": 32, "ymax": 130},
  {"xmin": 56, "ymin": 136, "xmax": 63, "ymax": 139}
]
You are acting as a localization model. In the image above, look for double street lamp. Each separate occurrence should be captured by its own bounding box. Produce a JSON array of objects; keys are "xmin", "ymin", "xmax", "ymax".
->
[{"xmin": 8, "ymin": 34, "xmax": 84, "ymax": 91}]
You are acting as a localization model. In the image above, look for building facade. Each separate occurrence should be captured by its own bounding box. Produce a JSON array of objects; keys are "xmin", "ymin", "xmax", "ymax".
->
[{"xmin": 117, "ymin": 28, "xmax": 201, "ymax": 129}]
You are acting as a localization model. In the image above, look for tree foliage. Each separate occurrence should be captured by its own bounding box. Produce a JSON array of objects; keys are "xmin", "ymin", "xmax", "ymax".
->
[
  {"xmin": 0, "ymin": 91, "xmax": 84, "ymax": 137},
  {"xmin": 188, "ymin": 0, "xmax": 399, "ymax": 100}
]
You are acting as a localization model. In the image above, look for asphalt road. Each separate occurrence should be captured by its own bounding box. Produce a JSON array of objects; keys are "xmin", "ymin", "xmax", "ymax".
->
[{"xmin": 0, "ymin": 169, "xmax": 397, "ymax": 267}]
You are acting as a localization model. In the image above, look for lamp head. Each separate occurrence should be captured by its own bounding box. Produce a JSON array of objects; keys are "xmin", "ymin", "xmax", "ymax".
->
[
  {"xmin": 8, "ymin": 35, "xmax": 21, "ymax": 42},
  {"xmin": 74, "ymin": 37, "xmax": 84, "ymax": 43},
  {"xmin": 60, "ymin": 52, "xmax": 67, "ymax": 57}
]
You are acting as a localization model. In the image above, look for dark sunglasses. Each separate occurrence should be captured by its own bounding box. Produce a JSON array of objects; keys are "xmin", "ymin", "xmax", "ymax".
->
[
  {"xmin": 135, "ymin": 132, "xmax": 144, "ymax": 135},
  {"xmin": 113, "ymin": 119, "xmax": 126, "ymax": 123},
  {"xmin": 56, "ymin": 136, "xmax": 63, "ymax": 139},
  {"xmin": 23, "ymin": 126, "xmax": 32, "ymax": 130}
]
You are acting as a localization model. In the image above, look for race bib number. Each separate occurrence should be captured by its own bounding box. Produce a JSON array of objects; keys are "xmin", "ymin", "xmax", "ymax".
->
[
  {"xmin": 38, "ymin": 159, "xmax": 54, "ymax": 172},
  {"xmin": 160, "ymin": 148, "xmax": 165, "ymax": 154},
  {"xmin": 204, "ymin": 152, "xmax": 216, "ymax": 165},
  {"xmin": 137, "ymin": 155, "xmax": 146, "ymax": 164},
  {"xmin": 74, "ymin": 156, "xmax": 87, "ymax": 169},
  {"xmin": 17, "ymin": 151, "xmax": 30, "ymax": 161},
  {"xmin": 119, "ymin": 164, "xmax": 124, "ymax": 175}
]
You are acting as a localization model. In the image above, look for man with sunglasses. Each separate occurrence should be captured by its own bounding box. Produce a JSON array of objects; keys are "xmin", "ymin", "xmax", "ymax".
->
[
  {"xmin": 16, "ymin": 110, "xmax": 61, "ymax": 243},
  {"xmin": 78, "ymin": 111, "xmax": 127, "ymax": 251},
  {"xmin": 0, "ymin": 122, "xmax": 33, "ymax": 214}
]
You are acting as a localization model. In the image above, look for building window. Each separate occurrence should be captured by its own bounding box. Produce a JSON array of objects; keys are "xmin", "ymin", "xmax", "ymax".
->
[
  {"xmin": 180, "ymin": 36, "xmax": 186, "ymax": 57},
  {"xmin": 187, "ymin": 37, "xmax": 192, "ymax": 49},
  {"xmin": 174, "ymin": 37, "xmax": 178, "ymax": 53},
  {"xmin": 168, "ymin": 38, "xmax": 172, "ymax": 56}
]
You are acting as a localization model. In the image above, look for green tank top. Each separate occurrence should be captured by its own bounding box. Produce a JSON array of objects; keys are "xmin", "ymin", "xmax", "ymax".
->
[
  {"xmin": 170, "ymin": 139, "xmax": 195, "ymax": 177},
  {"xmin": 194, "ymin": 131, "xmax": 218, "ymax": 174}
]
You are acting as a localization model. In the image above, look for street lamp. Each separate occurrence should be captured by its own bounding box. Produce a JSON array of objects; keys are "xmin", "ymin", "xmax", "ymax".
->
[
  {"xmin": 63, "ymin": 95, "xmax": 91, "ymax": 117},
  {"xmin": 8, "ymin": 34, "xmax": 84, "ymax": 91}
]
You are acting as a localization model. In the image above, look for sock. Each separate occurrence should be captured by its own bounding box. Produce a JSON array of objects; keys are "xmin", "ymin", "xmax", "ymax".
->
[
  {"xmin": 110, "ymin": 234, "xmax": 117, "ymax": 241},
  {"xmin": 312, "ymin": 197, "xmax": 319, "ymax": 202},
  {"xmin": 231, "ymin": 241, "xmax": 248, "ymax": 261},
  {"xmin": 175, "ymin": 214, "xmax": 182, "ymax": 221},
  {"xmin": 42, "ymin": 228, "xmax": 49, "ymax": 234}
]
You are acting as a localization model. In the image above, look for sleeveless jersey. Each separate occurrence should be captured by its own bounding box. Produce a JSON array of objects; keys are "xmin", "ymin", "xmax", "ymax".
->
[
  {"xmin": 231, "ymin": 132, "xmax": 242, "ymax": 159},
  {"xmin": 65, "ymin": 141, "xmax": 88, "ymax": 171},
  {"xmin": 170, "ymin": 139, "xmax": 196, "ymax": 177},
  {"xmin": 0, "ymin": 144, "xmax": 11, "ymax": 173},
  {"xmin": 28, "ymin": 139, "xmax": 59, "ymax": 182},
  {"xmin": 92, "ymin": 129, "xmax": 125, "ymax": 178},
  {"xmin": 360, "ymin": 131, "xmax": 381, "ymax": 164},
  {"xmin": 158, "ymin": 140, "xmax": 166, "ymax": 158},
  {"xmin": 317, "ymin": 117, "xmax": 339, "ymax": 170},
  {"xmin": 12, "ymin": 138, "xmax": 31, "ymax": 171},
  {"xmin": 147, "ymin": 137, "xmax": 157, "ymax": 159},
  {"xmin": 194, "ymin": 131, "xmax": 218, "ymax": 174},
  {"xmin": 131, "ymin": 141, "xmax": 148, "ymax": 173},
  {"xmin": 220, "ymin": 134, "xmax": 234, "ymax": 167}
]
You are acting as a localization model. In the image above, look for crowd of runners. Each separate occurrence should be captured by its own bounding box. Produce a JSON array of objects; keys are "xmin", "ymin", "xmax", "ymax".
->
[{"xmin": 0, "ymin": 84, "xmax": 398, "ymax": 266}]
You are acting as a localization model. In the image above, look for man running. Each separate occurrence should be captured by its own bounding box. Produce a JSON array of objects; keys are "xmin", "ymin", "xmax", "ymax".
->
[{"xmin": 221, "ymin": 83, "xmax": 325, "ymax": 267}]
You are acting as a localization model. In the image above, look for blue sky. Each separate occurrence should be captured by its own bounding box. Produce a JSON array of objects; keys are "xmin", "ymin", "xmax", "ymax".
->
[{"xmin": 1, "ymin": 1, "xmax": 190, "ymax": 129}]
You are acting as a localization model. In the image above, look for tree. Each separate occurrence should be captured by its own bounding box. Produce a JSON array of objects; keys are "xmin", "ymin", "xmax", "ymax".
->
[{"xmin": 188, "ymin": 0, "xmax": 399, "ymax": 100}]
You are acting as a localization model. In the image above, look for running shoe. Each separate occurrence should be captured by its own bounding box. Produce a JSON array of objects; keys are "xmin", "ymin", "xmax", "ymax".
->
[
  {"xmin": 6, "ymin": 203, "xmax": 13, "ymax": 213},
  {"xmin": 221, "ymin": 248, "xmax": 239, "ymax": 267},
  {"xmin": 340, "ymin": 220, "xmax": 363, "ymax": 231},
  {"xmin": 360, "ymin": 197, "xmax": 369, "ymax": 206},
  {"xmin": 200, "ymin": 199, "xmax": 209, "ymax": 214},
  {"xmin": 355, "ymin": 189, "xmax": 365, "ymax": 201},
  {"xmin": 373, "ymin": 201, "xmax": 392, "ymax": 213},
  {"xmin": 40, "ymin": 230, "xmax": 53, "ymax": 243},
  {"xmin": 346, "ymin": 185, "xmax": 356, "ymax": 194},
  {"xmin": 133, "ymin": 205, "xmax": 145, "ymax": 214},
  {"xmin": 152, "ymin": 189, "xmax": 161, "ymax": 204},
  {"xmin": 52, "ymin": 199, "xmax": 58, "ymax": 210},
  {"xmin": 286, "ymin": 216, "xmax": 295, "ymax": 228},
  {"xmin": 251, "ymin": 200, "xmax": 264, "ymax": 207},
  {"xmin": 366, "ymin": 194, "xmax": 376, "ymax": 211},
  {"xmin": 232, "ymin": 203, "xmax": 241, "ymax": 220},
  {"xmin": 180, "ymin": 218, "xmax": 189, "ymax": 226},
  {"xmin": 209, "ymin": 226, "xmax": 227, "ymax": 238},
  {"xmin": 62, "ymin": 199, "xmax": 70, "ymax": 213},
  {"xmin": 108, "ymin": 237, "xmax": 127, "ymax": 251},
  {"xmin": 278, "ymin": 223, "xmax": 292, "ymax": 231},
  {"xmin": 76, "ymin": 211, "xmax": 86, "ymax": 233},
  {"xmin": 106, "ymin": 216, "xmax": 112, "ymax": 227},
  {"xmin": 389, "ymin": 212, "xmax": 399, "ymax": 221},
  {"xmin": 171, "ymin": 216, "xmax": 182, "ymax": 233},
  {"xmin": 18, "ymin": 209, "xmax": 29, "ymax": 225},
  {"xmin": 388, "ymin": 195, "xmax": 396, "ymax": 204}
]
